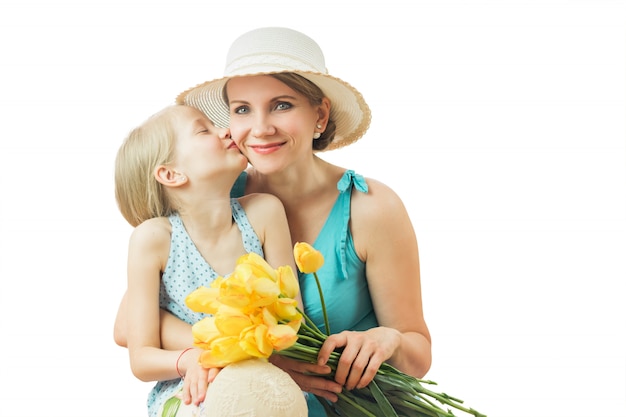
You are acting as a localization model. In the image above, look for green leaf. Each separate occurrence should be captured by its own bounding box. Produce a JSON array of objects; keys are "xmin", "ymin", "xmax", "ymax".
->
[
  {"xmin": 161, "ymin": 395, "xmax": 181, "ymax": 417},
  {"xmin": 369, "ymin": 380, "xmax": 399, "ymax": 416}
]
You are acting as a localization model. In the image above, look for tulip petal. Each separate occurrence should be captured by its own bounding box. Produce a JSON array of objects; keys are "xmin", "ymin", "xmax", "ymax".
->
[
  {"xmin": 268, "ymin": 324, "xmax": 299, "ymax": 351},
  {"xmin": 199, "ymin": 337, "xmax": 252, "ymax": 368},
  {"xmin": 191, "ymin": 317, "xmax": 220, "ymax": 349},
  {"xmin": 277, "ymin": 265, "xmax": 299, "ymax": 299},
  {"xmin": 186, "ymin": 286, "xmax": 221, "ymax": 314}
]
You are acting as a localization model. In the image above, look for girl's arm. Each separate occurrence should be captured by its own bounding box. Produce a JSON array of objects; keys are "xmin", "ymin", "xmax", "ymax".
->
[
  {"xmin": 126, "ymin": 218, "xmax": 194, "ymax": 381},
  {"xmin": 243, "ymin": 193, "xmax": 342, "ymax": 400},
  {"xmin": 240, "ymin": 193, "xmax": 303, "ymax": 306},
  {"xmin": 125, "ymin": 219, "xmax": 212, "ymax": 405}
]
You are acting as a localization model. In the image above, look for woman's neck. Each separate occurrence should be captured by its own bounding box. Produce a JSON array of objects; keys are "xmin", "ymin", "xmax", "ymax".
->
[
  {"xmin": 247, "ymin": 156, "xmax": 341, "ymax": 202},
  {"xmin": 246, "ymin": 156, "xmax": 346, "ymax": 244}
]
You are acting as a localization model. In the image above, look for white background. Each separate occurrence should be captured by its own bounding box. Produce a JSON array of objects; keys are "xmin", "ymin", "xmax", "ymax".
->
[{"xmin": 0, "ymin": 1, "xmax": 624, "ymax": 416}]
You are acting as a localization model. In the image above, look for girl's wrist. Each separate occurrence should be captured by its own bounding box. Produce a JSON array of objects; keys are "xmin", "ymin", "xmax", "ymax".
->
[{"xmin": 176, "ymin": 347, "xmax": 195, "ymax": 379}]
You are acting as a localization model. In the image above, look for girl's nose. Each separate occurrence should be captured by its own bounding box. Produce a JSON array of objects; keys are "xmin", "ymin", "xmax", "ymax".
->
[{"xmin": 217, "ymin": 127, "xmax": 231, "ymax": 139}]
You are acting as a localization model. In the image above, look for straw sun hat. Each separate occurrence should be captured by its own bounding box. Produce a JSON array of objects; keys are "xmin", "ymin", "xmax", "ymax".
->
[
  {"xmin": 158, "ymin": 359, "xmax": 307, "ymax": 417},
  {"xmin": 176, "ymin": 27, "xmax": 371, "ymax": 151}
]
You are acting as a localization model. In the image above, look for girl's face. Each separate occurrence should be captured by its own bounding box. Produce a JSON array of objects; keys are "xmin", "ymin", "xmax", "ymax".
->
[
  {"xmin": 171, "ymin": 106, "xmax": 246, "ymax": 182},
  {"xmin": 226, "ymin": 75, "xmax": 324, "ymax": 174}
]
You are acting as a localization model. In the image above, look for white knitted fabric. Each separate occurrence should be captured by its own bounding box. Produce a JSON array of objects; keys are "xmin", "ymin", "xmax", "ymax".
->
[{"xmin": 159, "ymin": 359, "xmax": 308, "ymax": 417}]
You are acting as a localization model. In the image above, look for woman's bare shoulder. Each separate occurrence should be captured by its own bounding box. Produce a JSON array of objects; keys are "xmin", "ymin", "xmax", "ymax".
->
[{"xmin": 353, "ymin": 177, "xmax": 406, "ymax": 212}]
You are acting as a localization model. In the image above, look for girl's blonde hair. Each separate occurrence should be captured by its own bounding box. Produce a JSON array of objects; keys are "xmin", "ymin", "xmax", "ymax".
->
[{"xmin": 115, "ymin": 106, "xmax": 180, "ymax": 227}]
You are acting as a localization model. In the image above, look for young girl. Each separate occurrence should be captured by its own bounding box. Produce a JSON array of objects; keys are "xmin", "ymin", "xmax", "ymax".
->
[{"xmin": 114, "ymin": 104, "xmax": 297, "ymax": 416}]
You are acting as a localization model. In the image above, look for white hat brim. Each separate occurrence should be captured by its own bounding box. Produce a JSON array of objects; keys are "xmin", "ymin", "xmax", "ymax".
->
[{"xmin": 176, "ymin": 70, "xmax": 371, "ymax": 151}]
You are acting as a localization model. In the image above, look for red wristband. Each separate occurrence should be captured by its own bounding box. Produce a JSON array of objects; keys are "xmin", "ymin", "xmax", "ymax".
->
[{"xmin": 176, "ymin": 348, "xmax": 194, "ymax": 379}]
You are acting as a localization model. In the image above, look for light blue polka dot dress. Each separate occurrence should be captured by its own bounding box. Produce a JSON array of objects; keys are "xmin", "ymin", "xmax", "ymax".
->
[{"xmin": 146, "ymin": 198, "xmax": 263, "ymax": 417}]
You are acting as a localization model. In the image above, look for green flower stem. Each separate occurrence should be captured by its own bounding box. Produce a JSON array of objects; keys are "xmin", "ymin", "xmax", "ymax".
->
[
  {"xmin": 335, "ymin": 391, "xmax": 378, "ymax": 417},
  {"xmin": 296, "ymin": 307, "xmax": 328, "ymax": 338},
  {"xmin": 311, "ymin": 271, "xmax": 330, "ymax": 336},
  {"xmin": 298, "ymin": 319, "xmax": 327, "ymax": 339},
  {"xmin": 280, "ymin": 341, "xmax": 342, "ymax": 365},
  {"xmin": 294, "ymin": 333, "xmax": 325, "ymax": 347},
  {"xmin": 415, "ymin": 385, "xmax": 486, "ymax": 417}
]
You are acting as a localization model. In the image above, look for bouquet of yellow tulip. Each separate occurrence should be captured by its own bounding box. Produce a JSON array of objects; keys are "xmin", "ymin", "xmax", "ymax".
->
[{"xmin": 185, "ymin": 243, "xmax": 486, "ymax": 417}]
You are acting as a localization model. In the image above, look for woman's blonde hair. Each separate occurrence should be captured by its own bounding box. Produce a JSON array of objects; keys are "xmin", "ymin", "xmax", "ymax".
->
[{"xmin": 115, "ymin": 106, "xmax": 180, "ymax": 227}]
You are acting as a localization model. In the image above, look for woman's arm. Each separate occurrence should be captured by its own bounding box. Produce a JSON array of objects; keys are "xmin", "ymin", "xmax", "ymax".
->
[
  {"xmin": 317, "ymin": 179, "xmax": 432, "ymax": 390},
  {"xmin": 113, "ymin": 291, "xmax": 193, "ymax": 350}
]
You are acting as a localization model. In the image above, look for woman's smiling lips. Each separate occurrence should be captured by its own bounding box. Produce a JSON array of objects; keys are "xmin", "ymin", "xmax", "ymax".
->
[{"xmin": 248, "ymin": 142, "xmax": 285, "ymax": 154}]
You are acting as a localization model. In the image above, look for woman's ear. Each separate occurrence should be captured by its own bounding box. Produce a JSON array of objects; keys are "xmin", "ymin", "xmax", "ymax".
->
[
  {"xmin": 316, "ymin": 97, "xmax": 331, "ymax": 131},
  {"xmin": 154, "ymin": 165, "xmax": 187, "ymax": 187}
]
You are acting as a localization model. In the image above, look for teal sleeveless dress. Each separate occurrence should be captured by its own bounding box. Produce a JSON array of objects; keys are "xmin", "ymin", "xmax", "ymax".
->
[{"xmin": 232, "ymin": 170, "xmax": 378, "ymax": 416}]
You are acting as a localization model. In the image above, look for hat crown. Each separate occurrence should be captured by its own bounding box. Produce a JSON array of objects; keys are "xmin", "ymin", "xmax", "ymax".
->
[{"xmin": 225, "ymin": 27, "xmax": 328, "ymax": 76}]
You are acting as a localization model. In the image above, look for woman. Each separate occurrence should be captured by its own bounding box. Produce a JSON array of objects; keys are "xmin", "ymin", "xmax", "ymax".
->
[{"xmin": 115, "ymin": 27, "xmax": 431, "ymax": 416}]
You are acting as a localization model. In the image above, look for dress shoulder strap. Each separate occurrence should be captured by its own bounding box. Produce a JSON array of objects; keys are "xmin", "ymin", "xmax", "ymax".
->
[
  {"xmin": 334, "ymin": 170, "xmax": 368, "ymax": 279},
  {"xmin": 230, "ymin": 198, "xmax": 264, "ymax": 257}
]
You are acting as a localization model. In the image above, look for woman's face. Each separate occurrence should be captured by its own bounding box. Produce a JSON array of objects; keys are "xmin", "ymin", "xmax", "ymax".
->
[{"xmin": 226, "ymin": 75, "xmax": 323, "ymax": 174}]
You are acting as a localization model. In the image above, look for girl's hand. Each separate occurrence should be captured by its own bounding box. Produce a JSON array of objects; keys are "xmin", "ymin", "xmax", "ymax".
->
[
  {"xmin": 318, "ymin": 327, "xmax": 401, "ymax": 390},
  {"xmin": 269, "ymin": 354, "xmax": 343, "ymax": 402},
  {"xmin": 180, "ymin": 349, "xmax": 220, "ymax": 405}
]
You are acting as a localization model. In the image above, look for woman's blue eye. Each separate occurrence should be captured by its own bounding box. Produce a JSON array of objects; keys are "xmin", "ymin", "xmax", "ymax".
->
[
  {"xmin": 234, "ymin": 106, "xmax": 249, "ymax": 115},
  {"xmin": 275, "ymin": 102, "xmax": 292, "ymax": 111}
]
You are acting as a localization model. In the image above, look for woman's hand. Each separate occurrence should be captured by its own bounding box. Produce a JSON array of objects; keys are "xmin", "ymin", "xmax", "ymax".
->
[
  {"xmin": 317, "ymin": 327, "xmax": 401, "ymax": 390},
  {"xmin": 269, "ymin": 354, "xmax": 343, "ymax": 402}
]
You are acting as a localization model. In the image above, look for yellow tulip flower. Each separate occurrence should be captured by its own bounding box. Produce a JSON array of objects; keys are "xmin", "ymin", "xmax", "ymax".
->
[
  {"xmin": 276, "ymin": 265, "xmax": 299, "ymax": 299},
  {"xmin": 267, "ymin": 324, "xmax": 299, "ymax": 351},
  {"xmin": 185, "ymin": 285, "xmax": 220, "ymax": 315},
  {"xmin": 247, "ymin": 276, "xmax": 281, "ymax": 308},
  {"xmin": 214, "ymin": 304, "xmax": 253, "ymax": 337},
  {"xmin": 273, "ymin": 298, "xmax": 302, "ymax": 323},
  {"xmin": 293, "ymin": 242, "xmax": 324, "ymax": 274},
  {"xmin": 199, "ymin": 336, "xmax": 251, "ymax": 368},
  {"xmin": 215, "ymin": 273, "xmax": 251, "ymax": 310},
  {"xmin": 236, "ymin": 252, "xmax": 278, "ymax": 282},
  {"xmin": 239, "ymin": 324, "xmax": 273, "ymax": 358},
  {"xmin": 191, "ymin": 317, "xmax": 220, "ymax": 350}
]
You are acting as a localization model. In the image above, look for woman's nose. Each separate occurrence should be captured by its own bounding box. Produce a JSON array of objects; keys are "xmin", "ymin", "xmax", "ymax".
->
[{"xmin": 251, "ymin": 115, "xmax": 276, "ymax": 138}]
